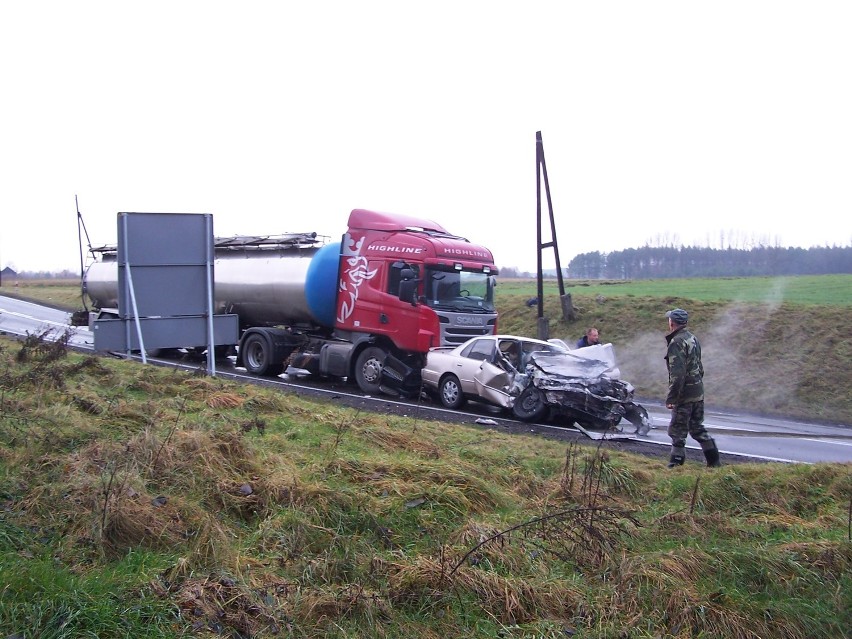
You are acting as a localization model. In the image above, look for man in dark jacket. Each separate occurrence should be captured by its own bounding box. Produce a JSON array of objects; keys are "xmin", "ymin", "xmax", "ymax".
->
[
  {"xmin": 664, "ymin": 308, "xmax": 721, "ymax": 468},
  {"xmin": 575, "ymin": 327, "xmax": 600, "ymax": 349}
]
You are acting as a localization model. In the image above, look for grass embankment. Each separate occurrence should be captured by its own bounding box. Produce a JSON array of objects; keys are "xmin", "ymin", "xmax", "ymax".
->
[
  {"xmin": 3, "ymin": 275, "xmax": 852, "ymax": 424},
  {"xmin": 0, "ymin": 334, "xmax": 850, "ymax": 638},
  {"xmin": 0, "ymin": 278, "xmax": 85, "ymax": 310},
  {"xmin": 499, "ymin": 291, "xmax": 852, "ymax": 425}
]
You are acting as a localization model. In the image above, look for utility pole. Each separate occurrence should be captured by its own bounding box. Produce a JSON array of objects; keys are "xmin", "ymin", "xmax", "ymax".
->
[{"xmin": 535, "ymin": 131, "xmax": 574, "ymax": 340}]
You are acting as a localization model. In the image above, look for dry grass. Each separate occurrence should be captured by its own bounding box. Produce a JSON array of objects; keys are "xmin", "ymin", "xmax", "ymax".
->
[{"xmin": 1, "ymin": 333, "xmax": 850, "ymax": 638}]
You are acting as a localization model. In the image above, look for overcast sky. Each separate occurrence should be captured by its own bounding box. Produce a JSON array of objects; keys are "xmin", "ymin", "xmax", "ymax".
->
[{"xmin": 2, "ymin": 1, "xmax": 850, "ymax": 275}]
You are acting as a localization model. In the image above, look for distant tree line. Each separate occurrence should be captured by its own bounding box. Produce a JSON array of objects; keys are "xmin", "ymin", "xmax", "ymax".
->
[
  {"xmin": 1, "ymin": 269, "xmax": 79, "ymax": 281},
  {"xmin": 566, "ymin": 245, "xmax": 852, "ymax": 279}
]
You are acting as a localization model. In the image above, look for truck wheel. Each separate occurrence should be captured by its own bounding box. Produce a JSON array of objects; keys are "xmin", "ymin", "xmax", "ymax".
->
[
  {"xmin": 242, "ymin": 332, "xmax": 284, "ymax": 377},
  {"xmin": 512, "ymin": 386, "xmax": 548, "ymax": 422},
  {"xmin": 438, "ymin": 374, "xmax": 466, "ymax": 409},
  {"xmin": 354, "ymin": 346, "xmax": 385, "ymax": 394}
]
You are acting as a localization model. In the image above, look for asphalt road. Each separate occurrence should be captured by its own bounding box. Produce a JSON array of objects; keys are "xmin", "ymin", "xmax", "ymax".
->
[{"xmin": 2, "ymin": 293, "xmax": 851, "ymax": 465}]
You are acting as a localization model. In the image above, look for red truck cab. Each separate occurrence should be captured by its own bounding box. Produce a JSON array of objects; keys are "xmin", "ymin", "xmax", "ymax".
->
[{"xmin": 335, "ymin": 209, "xmax": 499, "ymax": 395}]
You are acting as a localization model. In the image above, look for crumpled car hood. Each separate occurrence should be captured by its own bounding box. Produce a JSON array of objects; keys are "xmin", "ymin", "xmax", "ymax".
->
[
  {"xmin": 513, "ymin": 344, "xmax": 650, "ymax": 431},
  {"xmin": 531, "ymin": 343, "xmax": 622, "ymax": 380}
]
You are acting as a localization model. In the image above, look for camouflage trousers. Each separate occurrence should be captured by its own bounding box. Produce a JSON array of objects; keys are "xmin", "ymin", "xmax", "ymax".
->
[{"xmin": 668, "ymin": 400, "xmax": 716, "ymax": 455}]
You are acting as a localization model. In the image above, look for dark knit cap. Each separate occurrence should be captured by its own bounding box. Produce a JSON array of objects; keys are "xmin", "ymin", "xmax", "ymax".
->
[{"xmin": 666, "ymin": 308, "xmax": 689, "ymax": 325}]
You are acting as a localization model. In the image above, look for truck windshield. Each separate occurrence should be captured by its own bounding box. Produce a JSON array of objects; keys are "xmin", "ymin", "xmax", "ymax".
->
[{"xmin": 424, "ymin": 268, "xmax": 496, "ymax": 312}]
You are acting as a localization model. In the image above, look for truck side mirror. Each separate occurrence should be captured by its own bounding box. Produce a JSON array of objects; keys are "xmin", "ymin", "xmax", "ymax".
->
[{"xmin": 399, "ymin": 278, "xmax": 418, "ymax": 306}]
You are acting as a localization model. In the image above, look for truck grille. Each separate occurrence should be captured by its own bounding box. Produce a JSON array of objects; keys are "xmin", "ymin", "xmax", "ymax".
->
[{"xmin": 437, "ymin": 313, "xmax": 498, "ymax": 346}]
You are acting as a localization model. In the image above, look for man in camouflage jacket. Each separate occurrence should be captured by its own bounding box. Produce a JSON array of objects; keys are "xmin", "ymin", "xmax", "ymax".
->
[{"xmin": 664, "ymin": 308, "xmax": 721, "ymax": 468}]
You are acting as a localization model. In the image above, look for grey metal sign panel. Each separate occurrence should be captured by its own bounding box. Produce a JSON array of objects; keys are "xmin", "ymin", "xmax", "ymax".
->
[
  {"xmin": 108, "ymin": 212, "xmax": 237, "ymax": 374},
  {"xmin": 116, "ymin": 212, "xmax": 212, "ymax": 266},
  {"xmin": 116, "ymin": 212, "xmax": 214, "ymax": 318},
  {"xmin": 117, "ymin": 264, "xmax": 209, "ymax": 318},
  {"xmin": 92, "ymin": 315, "xmax": 239, "ymax": 352}
]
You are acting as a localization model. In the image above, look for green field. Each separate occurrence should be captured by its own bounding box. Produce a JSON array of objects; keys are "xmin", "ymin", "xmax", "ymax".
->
[
  {"xmin": 499, "ymin": 274, "xmax": 852, "ymax": 306},
  {"xmin": 3, "ymin": 274, "xmax": 852, "ymax": 309}
]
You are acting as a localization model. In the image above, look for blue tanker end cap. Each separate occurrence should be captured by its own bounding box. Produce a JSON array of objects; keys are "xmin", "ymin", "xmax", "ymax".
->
[{"xmin": 305, "ymin": 242, "xmax": 341, "ymax": 328}]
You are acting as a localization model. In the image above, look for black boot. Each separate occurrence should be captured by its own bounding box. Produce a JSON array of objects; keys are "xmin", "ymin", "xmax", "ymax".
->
[
  {"xmin": 667, "ymin": 454, "xmax": 685, "ymax": 468},
  {"xmin": 703, "ymin": 445, "xmax": 721, "ymax": 468}
]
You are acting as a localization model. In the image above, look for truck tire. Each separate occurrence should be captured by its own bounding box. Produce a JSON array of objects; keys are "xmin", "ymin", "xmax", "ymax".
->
[
  {"xmin": 512, "ymin": 386, "xmax": 548, "ymax": 422},
  {"xmin": 354, "ymin": 346, "xmax": 386, "ymax": 394},
  {"xmin": 438, "ymin": 374, "xmax": 466, "ymax": 410},
  {"xmin": 241, "ymin": 332, "xmax": 284, "ymax": 377}
]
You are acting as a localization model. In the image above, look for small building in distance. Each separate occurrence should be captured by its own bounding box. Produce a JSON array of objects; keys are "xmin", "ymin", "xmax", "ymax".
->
[{"xmin": 1, "ymin": 266, "xmax": 18, "ymax": 286}]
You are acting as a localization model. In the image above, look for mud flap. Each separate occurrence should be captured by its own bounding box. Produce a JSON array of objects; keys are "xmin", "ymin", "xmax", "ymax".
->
[
  {"xmin": 379, "ymin": 352, "xmax": 422, "ymax": 398},
  {"xmin": 624, "ymin": 402, "xmax": 652, "ymax": 435}
]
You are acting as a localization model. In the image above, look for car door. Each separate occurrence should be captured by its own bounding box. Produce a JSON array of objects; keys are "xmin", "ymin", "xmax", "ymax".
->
[
  {"xmin": 454, "ymin": 338, "xmax": 498, "ymax": 395},
  {"xmin": 472, "ymin": 338, "xmax": 521, "ymax": 408}
]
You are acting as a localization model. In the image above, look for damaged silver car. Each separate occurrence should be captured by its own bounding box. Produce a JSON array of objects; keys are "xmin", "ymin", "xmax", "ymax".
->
[
  {"xmin": 510, "ymin": 343, "xmax": 652, "ymax": 432},
  {"xmin": 420, "ymin": 335, "xmax": 651, "ymax": 433}
]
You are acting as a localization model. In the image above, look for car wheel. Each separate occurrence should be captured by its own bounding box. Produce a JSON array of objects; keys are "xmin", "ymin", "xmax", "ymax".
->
[
  {"xmin": 439, "ymin": 374, "xmax": 466, "ymax": 409},
  {"xmin": 512, "ymin": 386, "xmax": 548, "ymax": 422}
]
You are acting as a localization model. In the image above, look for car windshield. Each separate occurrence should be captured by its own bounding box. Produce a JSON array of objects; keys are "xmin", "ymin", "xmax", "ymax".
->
[{"xmin": 423, "ymin": 268, "xmax": 496, "ymax": 313}]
